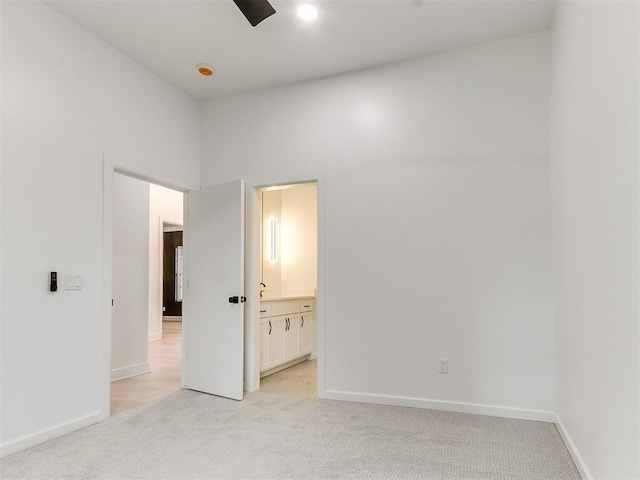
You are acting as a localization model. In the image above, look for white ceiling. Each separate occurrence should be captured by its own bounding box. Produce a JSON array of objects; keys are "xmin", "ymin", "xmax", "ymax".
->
[{"xmin": 46, "ymin": 0, "xmax": 556, "ymax": 101}]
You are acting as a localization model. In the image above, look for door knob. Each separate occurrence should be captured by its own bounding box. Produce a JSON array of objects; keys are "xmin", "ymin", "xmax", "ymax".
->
[{"xmin": 228, "ymin": 296, "xmax": 247, "ymax": 304}]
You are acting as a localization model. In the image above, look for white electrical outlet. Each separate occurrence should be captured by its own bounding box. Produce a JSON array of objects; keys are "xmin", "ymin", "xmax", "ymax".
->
[{"xmin": 438, "ymin": 357, "xmax": 448, "ymax": 374}]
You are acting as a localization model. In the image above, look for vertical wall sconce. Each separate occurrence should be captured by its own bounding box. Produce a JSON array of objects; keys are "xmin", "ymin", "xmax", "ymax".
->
[{"xmin": 270, "ymin": 219, "xmax": 277, "ymax": 261}]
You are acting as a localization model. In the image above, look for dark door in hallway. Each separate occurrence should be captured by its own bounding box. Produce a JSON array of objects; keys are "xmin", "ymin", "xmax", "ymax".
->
[{"xmin": 163, "ymin": 230, "xmax": 183, "ymax": 317}]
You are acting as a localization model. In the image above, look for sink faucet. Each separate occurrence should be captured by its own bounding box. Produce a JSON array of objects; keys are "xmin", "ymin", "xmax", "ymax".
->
[{"xmin": 260, "ymin": 283, "xmax": 266, "ymax": 298}]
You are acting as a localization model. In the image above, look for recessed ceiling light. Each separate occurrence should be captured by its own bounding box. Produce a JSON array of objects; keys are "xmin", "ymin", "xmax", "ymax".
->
[
  {"xmin": 197, "ymin": 63, "xmax": 214, "ymax": 77},
  {"xmin": 297, "ymin": 4, "xmax": 318, "ymax": 21}
]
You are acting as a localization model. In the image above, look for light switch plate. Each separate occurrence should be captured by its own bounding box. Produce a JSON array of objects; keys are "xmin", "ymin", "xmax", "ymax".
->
[{"xmin": 65, "ymin": 274, "xmax": 84, "ymax": 291}]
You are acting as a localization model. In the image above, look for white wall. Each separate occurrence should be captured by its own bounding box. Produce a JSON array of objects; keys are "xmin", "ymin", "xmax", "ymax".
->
[
  {"xmin": 261, "ymin": 189, "xmax": 283, "ymax": 293},
  {"xmin": 148, "ymin": 183, "xmax": 183, "ymax": 340},
  {"xmin": 281, "ymin": 184, "xmax": 317, "ymax": 295},
  {"xmin": 0, "ymin": 0, "xmax": 4, "ymax": 445},
  {"xmin": 262, "ymin": 184, "xmax": 317, "ymax": 297},
  {"xmin": 112, "ymin": 174, "xmax": 150, "ymax": 380},
  {"xmin": 201, "ymin": 32, "xmax": 555, "ymax": 417},
  {"xmin": 0, "ymin": 0, "xmax": 199, "ymax": 455},
  {"xmin": 551, "ymin": 2, "xmax": 640, "ymax": 478}
]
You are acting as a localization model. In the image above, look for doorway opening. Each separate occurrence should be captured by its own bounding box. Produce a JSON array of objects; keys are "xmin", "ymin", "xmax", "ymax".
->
[
  {"xmin": 255, "ymin": 182, "xmax": 318, "ymax": 397},
  {"xmin": 110, "ymin": 173, "xmax": 184, "ymax": 415},
  {"xmin": 162, "ymin": 226, "xmax": 183, "ymax": 319}
]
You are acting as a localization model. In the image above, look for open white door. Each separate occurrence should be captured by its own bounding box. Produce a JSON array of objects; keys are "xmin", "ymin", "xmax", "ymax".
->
[{"xmin": 184, "ymin": 179, "xmax": 245, "ymax": 400}]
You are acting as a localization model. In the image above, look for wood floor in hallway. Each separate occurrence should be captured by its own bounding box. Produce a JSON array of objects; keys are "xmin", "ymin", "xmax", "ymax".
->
[{"xmin": 110, "ymin": 321, "xmax": 182, "ymax": 416}]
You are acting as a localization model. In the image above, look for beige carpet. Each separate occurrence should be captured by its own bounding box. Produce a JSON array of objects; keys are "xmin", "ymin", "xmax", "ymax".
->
[{"xmin": 1, "ymin": 366, "xmax": 579, "ymax": 479}]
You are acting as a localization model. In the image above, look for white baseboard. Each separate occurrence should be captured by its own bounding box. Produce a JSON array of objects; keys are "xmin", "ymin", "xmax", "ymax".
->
[
  {"xmin": 111, "ymin": 361, "xmax": 150, "ymax": 381},
  {"xmin": 324, "ymin": 390, "xmax": 556, "ymax": 423},
  {"xmin": 0, "ymin": 411, "xmax": 104, "ymax": 458},
  {"xmin": 260, "ymin": 355, "xmax": 311, "ymax": 378},
  {"xmin": 555, "ymin": 414, "xmax": 592, "ymax": 480}
]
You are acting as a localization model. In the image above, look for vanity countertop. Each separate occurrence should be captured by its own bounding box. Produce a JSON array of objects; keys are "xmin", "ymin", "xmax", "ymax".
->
[{"xmin": 260, "ymin": 295, "xmax": 316, "ymax": 302}]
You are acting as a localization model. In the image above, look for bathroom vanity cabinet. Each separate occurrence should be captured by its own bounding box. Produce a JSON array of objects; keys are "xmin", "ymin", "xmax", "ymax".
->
[{"xmin": 259, "ymin": 298, "xmax": 315, "ymax": 376}]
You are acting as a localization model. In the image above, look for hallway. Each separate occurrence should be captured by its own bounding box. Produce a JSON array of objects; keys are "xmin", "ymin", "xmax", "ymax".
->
[{"xmin": 111, "ymin": 322, "xmax": 182, "ymax": 415}]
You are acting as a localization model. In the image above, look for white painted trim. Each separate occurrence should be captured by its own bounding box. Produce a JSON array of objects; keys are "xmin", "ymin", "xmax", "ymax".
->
[
  {"xmin": 555, "ymin": 414, "xmax": 592, "ymax": 480},
  {"xmin": 244, "ymin": 186, "xmax": 261, "ymax": 393},
  {"xmin": 260, "ymin": 356, "xmax": 310, "ymax": 378},
  {"xmin": 324, "ymin": 390, "xmax": 556, "ymax": 423},
  {"xmin": 315, "ymin": 174, "xmax": 327, "ymax": 400},
  {"xmin": 148, "ymin": 332, "xmax": 161, "ymax": 341},
  {"xmin": 111, "ymin": 362, "xmax": 151, "ymax": 381},
  {"xmin": 101, "ymin": 157, "xmax": 114, "ymax": 420},
  {"xmin": 0, "ymin": 411, "xmax": 104, "ymax": 458},
  {"xmin": 112, "ymin": 164, "xmax": 190, "ymax": 193},
  {"xmin": 181, "ymin": 192, "xmax": 190, "ymax": 389},
  {"xmin": 637, "ymin": 7, "xmax": 640, "ymax": 476},
  {"xmin": 153, "ymin": 215, "xmax": 163, "ymax": 341},
  {"xmin": 0, "ymin": 0, "xmax": 4, "ymax": 455}
]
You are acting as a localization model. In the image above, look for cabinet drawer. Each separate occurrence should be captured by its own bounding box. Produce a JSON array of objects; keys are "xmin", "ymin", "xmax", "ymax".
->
[
  {"xmin": 259, "ymin": 304, "xmax": 271, "ymax": 318},
  {"xmin": 300, "ymin": 301, "xmax": 313, "ymax": 312},
  {"xmin": 270, "ymin": 301, "xmax": 300, "ymax": 316}
]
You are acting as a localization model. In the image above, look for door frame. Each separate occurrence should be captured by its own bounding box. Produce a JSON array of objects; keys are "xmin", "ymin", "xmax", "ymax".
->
[
  {"xmin": 159, "ymin": 224, "xmax": 183, "ymax": 324},
  {"xmin": 101, "ymin": 158, "xmax": 190, "ymax": 418},
  {"xmin": 244, "ymin": 172, "xmax": 326, "ymax": 397},
  {"xmin": 150, "ymin": 220, "xmax": 183, "ymax": 341},
  {"xmin": 102, "ymin": 161, "xmax": 325, "ymax": 418}
]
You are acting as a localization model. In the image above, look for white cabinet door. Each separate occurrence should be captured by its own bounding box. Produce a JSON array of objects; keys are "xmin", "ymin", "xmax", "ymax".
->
[
  {"xmin": 299, "ymin": 311, "xmax": 313, "ymax": 355},
  {"xmin": 260, "ymin": 321, "xmax": 271, "ymax": 372},
  {"xmin": 284, "ymin": 314, "xmax": 300, "ymax": 362},
  {"xmin": 269, "ymin": 316, "xmax": 286, "ymax": 366}
]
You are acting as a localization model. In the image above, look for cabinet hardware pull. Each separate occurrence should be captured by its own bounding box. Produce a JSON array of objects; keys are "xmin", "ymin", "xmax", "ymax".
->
[
  {"xmin": 260, "ymin": 309, "xmax": 267, "ymax": 313},
  {"xmin": 301, "ymin": 315, "xmax": 304, "ymax": 327},
  {"xmin": 269, "ymin": 321, "xmax": 271, "ymax": 335},
  {"xmin": 304, "ymin": 304, "xmax": 310, "ymax": 308}
]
